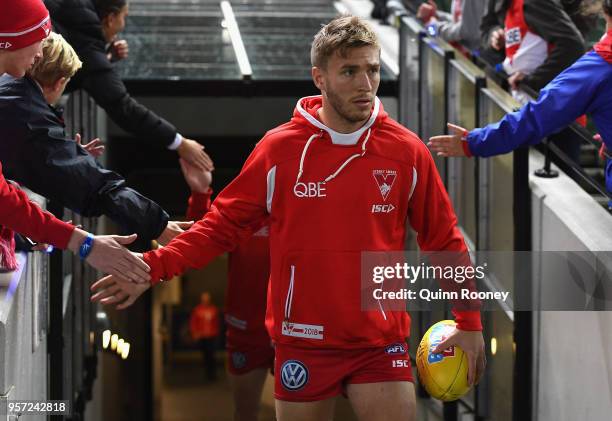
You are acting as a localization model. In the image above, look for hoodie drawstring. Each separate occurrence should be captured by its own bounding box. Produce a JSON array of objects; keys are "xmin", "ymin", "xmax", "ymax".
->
[
  {"xmin": 295, "ymin": 128, "xmax": 371, "ymax": 186},
  {"xmin": 325, "ymin": 129, "xmax": 371, "ymax": 182},
  {"xmin": 295, "ymin": 132, "xmax": 321, "ymax": 184}
]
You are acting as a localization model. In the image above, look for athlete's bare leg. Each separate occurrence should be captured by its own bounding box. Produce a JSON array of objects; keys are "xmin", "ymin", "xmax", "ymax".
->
[
  {"xmin": 346, "ymin": 381, "xmax": 416, "ymax": 421},
  {"xmin": 229, "ymin": 368, "xmax": 268, "ymax": 421},
  {"xmin": 275, "ymin": 396, "xmax": 336, "ymax": 421}
]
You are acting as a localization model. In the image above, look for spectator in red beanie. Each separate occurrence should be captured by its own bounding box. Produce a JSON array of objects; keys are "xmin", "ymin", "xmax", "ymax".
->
[{"xmin": 0, "ymin": 0, "xmax": 151, "ymax": 282}]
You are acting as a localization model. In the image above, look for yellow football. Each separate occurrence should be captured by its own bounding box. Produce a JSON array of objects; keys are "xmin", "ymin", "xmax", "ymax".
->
[{"xmin": 416, "ymin": 320, "xmax": 470, "ymax": 401}]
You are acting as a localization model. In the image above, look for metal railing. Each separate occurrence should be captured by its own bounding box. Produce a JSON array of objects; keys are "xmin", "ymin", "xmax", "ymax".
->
[
  {"xmin": 398, "ymin": 15, "xmax": 535, "ymax": 421},
  {"xmin": 48, "ymin": 90, "xmax": 100, "ymax": 421}
]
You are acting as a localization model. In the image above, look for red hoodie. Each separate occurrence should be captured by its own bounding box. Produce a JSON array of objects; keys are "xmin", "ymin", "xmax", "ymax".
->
[{"xmin": 144, "ymin": 96, "xmax": 481, "ymax": 349}]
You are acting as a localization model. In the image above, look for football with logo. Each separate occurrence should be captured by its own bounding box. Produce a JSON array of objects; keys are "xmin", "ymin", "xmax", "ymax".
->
[{"xmin": 416, "ymin": 320, "xmax": 470, "ymax": 401}]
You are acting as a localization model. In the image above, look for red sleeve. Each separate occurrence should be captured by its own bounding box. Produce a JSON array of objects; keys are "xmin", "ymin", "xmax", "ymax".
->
[
  {"xmin": 407, "ymin": 143, "xmax": 482, "ymax": 331},
  {"xmin": 143, "ymin": 143, "xmax": 269, "ymax": 285},
  {"xmin": 462, "ymin": 139, "xmax": 473, "ymax": 157},
  {"xmin": 186, "ymin": 188, "xmax": 213, "ymax": 220},
  {"xmin": 0, "ymin": 164, "xmax": 74, "ymax": 249}
]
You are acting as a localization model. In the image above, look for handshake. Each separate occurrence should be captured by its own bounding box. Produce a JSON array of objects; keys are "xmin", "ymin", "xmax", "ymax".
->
[{"xmin": 68, "ymin": 220, "xmax": 184, "ymax": 311}]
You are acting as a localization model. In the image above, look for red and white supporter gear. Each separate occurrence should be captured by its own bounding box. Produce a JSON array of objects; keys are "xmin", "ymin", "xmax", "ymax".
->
[
  {"xmin": 502, "ymin": 0, "xmax": 548, "ymax": 76},
  {"xmin": 143, "ymin": 95, "xmax": 482, "ymax": 352}
]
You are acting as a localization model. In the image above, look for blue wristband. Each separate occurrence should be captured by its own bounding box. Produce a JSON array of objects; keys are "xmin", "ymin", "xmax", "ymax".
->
[
  {"xmin": 426, "ymin": 23, "xmax": 438, "ymax": 38},
  {"xmin": 79, "ymin": 233, "xmax": 95, "ymax": 260}
]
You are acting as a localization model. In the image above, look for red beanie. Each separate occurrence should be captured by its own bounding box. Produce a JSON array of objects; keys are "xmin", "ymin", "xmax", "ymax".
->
[{"xmin": 0, "ymin": 0, "xmax": 51, "ymax": 51}]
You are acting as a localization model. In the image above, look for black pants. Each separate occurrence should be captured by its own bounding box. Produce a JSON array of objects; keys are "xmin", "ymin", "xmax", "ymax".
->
[{"xmin": 199, "ymin": 338, "xmax": 217, "ymax": 380}]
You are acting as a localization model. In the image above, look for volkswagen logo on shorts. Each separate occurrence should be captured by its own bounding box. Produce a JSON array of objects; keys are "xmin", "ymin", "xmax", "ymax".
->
[{"xmin": 280, "ymin": 360, "xmax": 308, "ymax": 391}]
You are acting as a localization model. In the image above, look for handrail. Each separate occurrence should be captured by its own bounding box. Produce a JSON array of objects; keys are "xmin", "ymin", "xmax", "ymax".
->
[
  {"xmin": 220, "ymin": 1, "xmax": 253, "ymax": 80},
  {"xmin": 397, "ymin": 10, "xmax": 535, "ymax": 421}
]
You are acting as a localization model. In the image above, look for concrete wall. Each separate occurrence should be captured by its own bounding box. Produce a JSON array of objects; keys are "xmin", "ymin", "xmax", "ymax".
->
[
  {"xmin": 529, "ymin": 151, "xmax": 612, "ymax": 421},
  {"xmin": 0, "ymin": 251, "xmax": 49, "ymax": 421}
]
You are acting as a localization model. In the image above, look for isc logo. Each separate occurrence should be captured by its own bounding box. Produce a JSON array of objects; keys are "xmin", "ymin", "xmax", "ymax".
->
[
  {"xmin": 294, "ymin": 182, "xmax": 326, "ymax": 198},
  {"xmin": 372, "ymin": 204, "xmax": 395, "ymax": 213}
]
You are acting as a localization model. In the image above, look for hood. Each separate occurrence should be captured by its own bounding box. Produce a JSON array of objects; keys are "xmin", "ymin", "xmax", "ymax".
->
[
  {"xmin": 594, "ymin": 30, "xmax": 612, "ymax": 64},
  {"xmin": 291, "ymin": 95, "xmax": 387, "ymax": 145},
  {"xmin": 289, "ymin": 95, "xmax": 387, "ymax": 188}
]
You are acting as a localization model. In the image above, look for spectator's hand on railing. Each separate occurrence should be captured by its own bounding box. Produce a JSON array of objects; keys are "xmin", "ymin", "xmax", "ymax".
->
[
  {"xmin": 508, "ymin": 71, "xmax": 526, "ymax": 90},
  {"xmin": 66, "ymin": 230, "xmax": 151, "ymax": 283},
  {"xmin": 75, "ymin": 133, "xmax": 105, "ymax": 157},
  {"xmin": 179, "ymin": 158, "xmax": 212, "ymax": 193},
  {"xmin": 432, "ymin": 327, "xmax": 486, "ymax": 386},
  {"xmin": 490, "ymin": 28, "xmax": 505, "ymax": 51},
  {"xmin": 177, "ymin": 137, "xmax": 214, "ymax": 172},
  {"xmin": 157, "ymin": 220, "xmax": 194, "ymax": 246},
  {"xmin": 428, "ymin": 123, "xmax": 469, "ymax": 157},
  {"xmin": 108, "ymin": 39, "xmax": 129, "ymax": 61},
  {"xmin": 417, "ymin": 0, "xmax": 437, "ymax": 23},
  {"xmin": 91, "ymin": 272, "xmax": 150, "ymax": 310}
]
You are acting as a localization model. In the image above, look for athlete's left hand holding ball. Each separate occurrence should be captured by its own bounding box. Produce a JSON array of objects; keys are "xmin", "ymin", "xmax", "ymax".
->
[{"xmin": 432, "ymin": 327, "xmax": 486, "ymax": 386}]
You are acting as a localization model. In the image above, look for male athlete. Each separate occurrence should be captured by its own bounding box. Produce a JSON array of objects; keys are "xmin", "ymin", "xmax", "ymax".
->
[{"xmin": 92, "ymin": 15, "xmax": 486, "ymax": 421}]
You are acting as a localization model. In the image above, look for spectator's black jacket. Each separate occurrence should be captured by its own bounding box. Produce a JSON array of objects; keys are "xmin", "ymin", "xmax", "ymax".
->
[
  {"xmin": 480, "ymin": 0, "xmax": 585, "ymax": 90},
  {"xmin": 44, "ymin": 0, "xmax": 177, "ymax": 147},
  {"xmin": 0, "ymin": 74, "xmax": 169, "ymax": 242}
]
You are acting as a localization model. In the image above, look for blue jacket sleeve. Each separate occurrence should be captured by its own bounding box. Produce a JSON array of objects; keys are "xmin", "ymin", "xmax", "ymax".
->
[{"xmin": 467, "ymin": 53, "xmax": 604, "ymax": 157}]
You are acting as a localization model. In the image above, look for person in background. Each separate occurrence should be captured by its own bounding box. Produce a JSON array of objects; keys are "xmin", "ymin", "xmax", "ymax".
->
[
  {"xmin": 0, "ymin": 32, "xmax": 192, "ymax": 251},
  {"xmin": 415, "ymin": 0, "xmax": 486, "ymax": 52},
  {"xmin": 480, "ymin": 0, "xmax": 587, "ymax": 161},
  {"xmin": 180, "ymin": 159, "xmax": 273, "ymax": 421},
  {"xmin": 0, "ymin": 0, "xmax": 150, "ymax": 282},
  {"xmin": 44, "ymin": 0, "xmax": 214, "ymax": 178},
  {"xmin": 480, "ymin": 0, "xmax": 585, "ymax": 93},
  {"xmin": 190, "ymin": 291, "xmax": 221, "ymax": 381},
  {"xmin": 428, "ymin": 1, "xmax": 612, "ymax": 200}
]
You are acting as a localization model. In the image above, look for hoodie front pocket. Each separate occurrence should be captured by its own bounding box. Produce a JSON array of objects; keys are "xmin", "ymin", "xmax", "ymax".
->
[
  {"xmin": 276, "ymin": 250, "xmax": 403, "ymax": 346},
  {"xmin": 281, "ymin": 264, "xmax": 325, "ymax": 340}
]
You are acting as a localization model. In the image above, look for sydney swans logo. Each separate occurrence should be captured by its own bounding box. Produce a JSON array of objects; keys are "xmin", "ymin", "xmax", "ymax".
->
[{"xmin": 373, "ymin": 170, "xmax": 397, "ymax": 201}]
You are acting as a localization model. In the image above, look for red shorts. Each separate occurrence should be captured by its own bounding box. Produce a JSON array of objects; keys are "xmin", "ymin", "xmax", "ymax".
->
[
  {"xmin": 226, "ymin": 341, "xmax": 275, "ymax": 376},
  {"xmin": 274, "ymin": 342, "xmax": 413, "ymax": 402}
]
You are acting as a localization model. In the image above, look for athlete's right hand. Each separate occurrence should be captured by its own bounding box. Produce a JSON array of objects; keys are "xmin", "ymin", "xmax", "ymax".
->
[{"xmin": 91, "ymin": 272, "xmax": 151, "ymax": 310}]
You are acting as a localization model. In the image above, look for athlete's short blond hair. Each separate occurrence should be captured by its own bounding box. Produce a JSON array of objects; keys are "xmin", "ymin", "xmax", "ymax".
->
[
  {"xmin": 28, "ymin": 32, "xmax": 82, "ymax": 86},
  {"xmin": 310, "ymin": 15, "xmax": 380, "ymax": 69}
]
